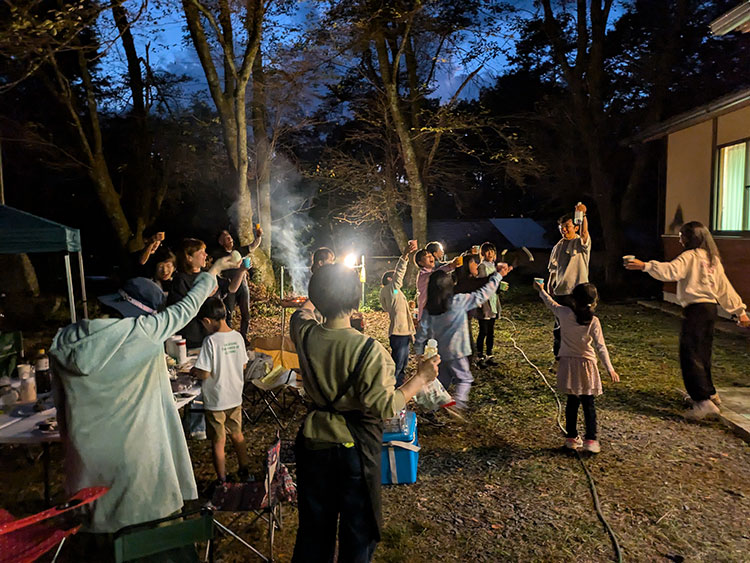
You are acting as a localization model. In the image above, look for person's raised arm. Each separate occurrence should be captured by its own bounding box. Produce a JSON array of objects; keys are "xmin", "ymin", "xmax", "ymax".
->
[
  {"xmin": 576, "ymin": 203, "xmax": 589, "ymax": 245},
  {"xmin": 460, "ymin": 264, "xmax": 510, "ymax": 312},
  {"xmin": 535, "ymin": 279, "xmax": 564, "ymax": 312},
  {"xmin": 228, "ymin": 263, "xmax": 249, "ymax": 294},
  {"xmin": 139, "ymin": 255, "xmax": 239, "ymax": 342},
  {"xmin": 244, "ymin": 225, "xmax": 263, "ymax": 253},
  {"xmin": 393, "ymin": 240, "xmax": 417, "ymax": 291},
  {"xmin": 626, "ymin": 252, "xmax": 690, "ymax": 282}
]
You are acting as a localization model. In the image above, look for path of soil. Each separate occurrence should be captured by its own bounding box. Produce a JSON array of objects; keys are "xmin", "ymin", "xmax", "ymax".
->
[{"xmin": 2, "ymin": 295, "xmax": 750, "ymax": 562}]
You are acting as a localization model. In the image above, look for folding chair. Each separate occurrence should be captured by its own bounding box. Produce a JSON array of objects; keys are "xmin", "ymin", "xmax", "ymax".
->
[
  {"xmin": 112, "ymin": 507, "xmax": 215, "ymax": 563},
  {"xmin": 0, "ymin": 331, "xmax": 23, "ymax": 379},
  {"xmin": 0, "ymin": 486, "xmax": 108, "ymax": 563},
  {"xmin": 208, "ymin": 433, "xmax": 296, "ymax": 562},
  {"xmin": 244, "ymin": 341, "xmax": 304, "ymax": 430}
]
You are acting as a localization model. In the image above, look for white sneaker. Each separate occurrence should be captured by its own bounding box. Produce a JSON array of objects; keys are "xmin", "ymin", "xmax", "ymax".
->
[
  {"xmin": 190, "ymin": 431, "xmax": 207, "ymax": 440},
  {"xmin": 564, "ymin": 436, "xmax": 583, "ymax": 450},
  {"xmin": 582, "ymin": 439, "xmax": 601, "ymax": 453},
  {"xmin": 684, "ymin": 400, "xmax": 720, "ymax": 421}
]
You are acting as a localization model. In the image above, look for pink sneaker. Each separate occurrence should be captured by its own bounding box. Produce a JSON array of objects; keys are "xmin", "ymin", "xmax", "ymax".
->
[
  {"xmin": 582, "ymin": 439, "xmax": 601, "ymax": 453},
  {"xmin": 564, "ymin": 436, "xmax": 583, "ymax": 450}
]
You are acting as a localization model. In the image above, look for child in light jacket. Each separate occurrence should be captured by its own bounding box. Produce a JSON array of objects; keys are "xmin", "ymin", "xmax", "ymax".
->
[
  {"xmin": 379, "ymin": 240, "xmax": 418, "ymax": 385},
  {"xmin": 536, "ymin": 281, "xmax": 619, "ymax": 453},
  {"xmin": 626, "ymin": 221, "xmax": 749, "ymax": 420},
  {"xmin": 415, "ymin": 262, "xmax": 512, "ymax": 409}
]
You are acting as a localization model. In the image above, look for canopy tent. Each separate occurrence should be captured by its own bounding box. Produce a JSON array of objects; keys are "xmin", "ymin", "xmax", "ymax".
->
[{"xmin": 0, "ymin": 205, "xmax": 87, "ymax": 323}]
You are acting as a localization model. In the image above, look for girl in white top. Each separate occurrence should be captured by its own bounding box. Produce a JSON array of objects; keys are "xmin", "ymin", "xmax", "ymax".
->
[
  {"xmin": 626, "ymin": 221, "xmax": 749, "ymax": 421},
  {"xmin": 536, "ymin": 281, "xmax": 619, "ymax": 453}
]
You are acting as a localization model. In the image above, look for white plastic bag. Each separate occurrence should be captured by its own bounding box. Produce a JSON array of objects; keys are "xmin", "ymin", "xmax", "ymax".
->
[{"xmin": 414, "ymin": 378, "xmax": 454, "ymax": 411}]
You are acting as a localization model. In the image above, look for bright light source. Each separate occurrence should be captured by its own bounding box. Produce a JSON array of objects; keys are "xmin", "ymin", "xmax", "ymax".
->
[{"xmin": 343, "ymin": 253, "xmax": 358, "ymax": 268}]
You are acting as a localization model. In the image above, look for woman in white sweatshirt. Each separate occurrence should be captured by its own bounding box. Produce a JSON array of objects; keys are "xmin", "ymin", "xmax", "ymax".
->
[{"xmin": 626, "ymin": 221, "xmax": 750, "ymax": 420}]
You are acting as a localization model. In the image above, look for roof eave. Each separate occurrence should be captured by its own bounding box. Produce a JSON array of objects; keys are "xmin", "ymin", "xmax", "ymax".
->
[{"xmin": 710, "ymin": 1, "xmax": 750, "ymax": 36}]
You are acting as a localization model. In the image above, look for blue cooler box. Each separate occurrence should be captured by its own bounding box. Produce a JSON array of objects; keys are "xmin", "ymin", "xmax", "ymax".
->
[{"xmin": 381, "ymin": 411, "xmax": 420, "ymax": 484}]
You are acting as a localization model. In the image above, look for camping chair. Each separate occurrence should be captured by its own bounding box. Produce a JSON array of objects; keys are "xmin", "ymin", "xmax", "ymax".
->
[
  {"xmin": 0, "ymin": 331, "xmax": 22, "ymax": 380},
  {"xmin": 112, "ymin": 507, "xmax": 215, "ymax": 563},
  {"xmin": 0, "ymin": 486, "xmax": 108, "ymax": 563},
  {"xmin": 208, "ymin": 432, "xmax": 296, "ymax": 562},
  {"xmin": 245, "ymin": 338, "xmax": 304, "ymax": 430}
]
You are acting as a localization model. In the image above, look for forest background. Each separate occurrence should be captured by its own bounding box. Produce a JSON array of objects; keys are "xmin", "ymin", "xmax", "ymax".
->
[{"xmin": 1, "ymin": 0, "xmax": 749, "ymax": 300}]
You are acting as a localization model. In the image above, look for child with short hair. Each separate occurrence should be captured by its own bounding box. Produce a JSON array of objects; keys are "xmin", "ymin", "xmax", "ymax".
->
[
  {"xmin": 191, "ymin": 297, "xmax": 250, "ymax": 484},
  {"xmin": 415, "ymin": 248, "xmax": 460, "ymax": 322},
  {"xmin": 477, "ymin": 242, "xmax": 500, "ymax": 366},
  {"xmin": 548, "ymin": 203, "xmax": 591, "ymax": 359},
  {"xmin": 416, "ymin": 262, "xmax": 512, "ymax": 410},
  {"xmin": 379, "ymin": 240, "xmax": 419, "ymax": 385},
  {"xmin": 425, "ymin": 241, "xmax": 446, "ymax": 265},
  {"xmin": 290, "ymin": 263, "xmax": 439, "ymax": 561},
  {"xmin": 535, "ymin": 280, "xmax": 619, "ymax": 453}
]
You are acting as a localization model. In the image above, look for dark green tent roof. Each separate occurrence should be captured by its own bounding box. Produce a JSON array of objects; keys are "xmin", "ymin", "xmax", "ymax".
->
[{"xmin": 0, "ymin": 205, "xmax": 81, "ymax": 253}]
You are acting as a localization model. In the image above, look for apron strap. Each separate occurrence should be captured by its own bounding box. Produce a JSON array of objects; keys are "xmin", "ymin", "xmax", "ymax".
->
[{"xmin": 299, "ymin": 325, "xmax": 375, "ymax": 412}]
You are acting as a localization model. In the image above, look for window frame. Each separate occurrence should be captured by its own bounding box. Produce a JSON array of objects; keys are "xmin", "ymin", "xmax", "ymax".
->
[{"xmin": 713, "ymin": 136, "xmax": 750, "ymax": 235}]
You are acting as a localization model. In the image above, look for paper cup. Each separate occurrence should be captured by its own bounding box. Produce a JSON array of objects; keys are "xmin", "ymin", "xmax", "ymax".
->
[
  {"xmin": 622, "ymin": 255, "xmax": 635, "ymax": 265},
  {"xmin": 17, "ymin": 364, "xmax": 32, "ymax": 379},
  {"xmin": 242, "ymin": 256, "xmax": 252, "ymax": 269},
  {"xmin": 499, "ymin": 281, "xmax": 509, "ymax": 292}
]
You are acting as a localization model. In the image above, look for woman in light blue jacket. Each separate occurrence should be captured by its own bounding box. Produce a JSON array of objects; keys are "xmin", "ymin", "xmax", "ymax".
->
[
  {"xmin": 50, "ymin": 255, "xmax": 237, "ymax": 534},
  {"xmin": 415, "ymin": 262, "xmax": 512, "ymax": 409}
]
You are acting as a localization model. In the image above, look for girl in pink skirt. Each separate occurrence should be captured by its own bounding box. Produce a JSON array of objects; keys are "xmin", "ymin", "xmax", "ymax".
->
[{"xmin": 535, "ymin": 281, "xmax": 619, "ymax": 453}]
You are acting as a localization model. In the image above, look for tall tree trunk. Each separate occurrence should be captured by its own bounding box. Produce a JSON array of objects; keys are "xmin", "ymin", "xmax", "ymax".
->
[
  {"xmin": 374, "ymin": 32, "xmax": 428, "ymax": 245},
  {"xmin": 251, "ymin": 52, "xmax": 272, "ymax": 255}
]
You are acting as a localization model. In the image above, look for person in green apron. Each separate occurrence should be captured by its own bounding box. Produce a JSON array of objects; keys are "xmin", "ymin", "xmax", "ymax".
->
[{"xmin": 290, "ymin": 263, "xmax": 439, "ymax": 562}]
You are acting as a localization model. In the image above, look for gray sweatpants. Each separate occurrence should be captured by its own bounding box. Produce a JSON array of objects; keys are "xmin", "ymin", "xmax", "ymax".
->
[{"xmin": 437, "ymin": 357, "xmax": 473, "ymax": 409}]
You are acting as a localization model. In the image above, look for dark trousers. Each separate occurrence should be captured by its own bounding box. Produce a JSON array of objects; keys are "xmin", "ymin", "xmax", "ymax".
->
[
  {"xmin": 680, "ymin": 303, "xmax": 717, "ymax": 402},
  {"xmin": 566, "ymin": 395, "xmax": 597, "ymax": 440},
  {"xmin": 389, "ymin": 335, "xmax": 411, "ymax": 387},
  {"xmin": 224, "ymin": 278, "xmax": 250, "ymax": 341},
  {"xmin": 476, "ymin": 318, "xmax": 496, "ymax": 357},
  {"xmin": 553, "ymin": 294, "xmax": 576, "ymax": 358},
  {"xmin": 293, "ymin": 442, "xmax": 377, "ymax": 563}
]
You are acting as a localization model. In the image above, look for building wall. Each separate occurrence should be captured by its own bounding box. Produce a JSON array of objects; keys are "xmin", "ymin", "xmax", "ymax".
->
[
  {"xmin": 717, "ymin": 105, "xmax": 750, "ymax": 146},
  {"xmin": 661, "ymin": 105, "xmax": 750, "ymax": 314},
  {"xmin": 664, "ymin": 121, "xmax": 713, "ymax": 233}
]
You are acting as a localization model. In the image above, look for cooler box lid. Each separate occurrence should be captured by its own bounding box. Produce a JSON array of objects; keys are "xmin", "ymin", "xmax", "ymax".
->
[{"xmin": 382, "ymin": 410, "xmax": 417, "ymax": 443}]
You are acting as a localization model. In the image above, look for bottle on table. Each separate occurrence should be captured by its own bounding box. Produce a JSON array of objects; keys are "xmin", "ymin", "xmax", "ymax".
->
[{"xmin": 34, "ymin": 348, "xmax": 52, "ymax": 394}]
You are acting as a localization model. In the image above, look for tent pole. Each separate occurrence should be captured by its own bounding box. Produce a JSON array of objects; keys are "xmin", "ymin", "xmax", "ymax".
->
[
  {"xmin": 64, "ymin": 253, "xmax": 76, "ymax": 323},
  {"xmin": 78, "ymin": 250, "xmax": 88, "ymax": 319}
]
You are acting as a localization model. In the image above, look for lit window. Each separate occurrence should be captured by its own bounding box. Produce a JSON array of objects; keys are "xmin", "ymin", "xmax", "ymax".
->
[{"xmin": 715, "ymin": 140, "xmax": 750, "ymax": 231}]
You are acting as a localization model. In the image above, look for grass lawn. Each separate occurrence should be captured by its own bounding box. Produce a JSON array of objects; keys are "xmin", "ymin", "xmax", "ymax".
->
[{"xmin": 2, "ymin": 292, "xmax": 750, "ymax": 562}]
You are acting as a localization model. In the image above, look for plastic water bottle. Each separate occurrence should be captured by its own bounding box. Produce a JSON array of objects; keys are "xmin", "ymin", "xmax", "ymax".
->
[
  {"xmin": 574, "ymin": 202, "xmax": 584, "ymax": 225},
  {"xmin": 424, "ymin": 339, "xmax": 438, "ymax": 360}
]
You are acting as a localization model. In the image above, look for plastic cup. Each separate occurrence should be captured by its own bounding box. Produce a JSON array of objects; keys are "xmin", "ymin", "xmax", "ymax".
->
[
  {"xmin": 242, "ymin": 256, "xmax": 252, "ymax": 269},
  {"xmin": 471, "ymin": 245, "xmax": 481, "ymax": 254},
  {"xmin": 455, "ymin": 255, "xmax": 464, "ymax": 267},
  {"xmin": 533, "ymin": 277, "xmax": 545, "ymax": 287},
  {"xmin": 622, "ymin": 255, "xmax": 635, "ymax": 265},
  {"xmin": 499, "ymin": 281, "xmax": 509, "ymax": 292}
]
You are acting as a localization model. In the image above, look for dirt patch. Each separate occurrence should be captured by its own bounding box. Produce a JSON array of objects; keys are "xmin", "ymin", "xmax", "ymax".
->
[{"xmin": 2, "ymin": 298, "xmax": 750, "ymax": 561}]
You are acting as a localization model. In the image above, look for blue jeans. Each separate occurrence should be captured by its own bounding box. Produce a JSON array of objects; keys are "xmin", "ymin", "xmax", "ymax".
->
[
  {"xmin": 293, "ymin": 442, "xmax": 377, "ymax": 563},
  {"xmin": 389, "ymin": 335, "xmax": 411, "ymax": 387}
]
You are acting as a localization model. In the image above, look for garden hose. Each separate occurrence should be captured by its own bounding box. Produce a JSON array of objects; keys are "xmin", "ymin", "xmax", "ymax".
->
[{"xmin": 499, "ymin": 316, "xmax": 624, "ymax": 563}]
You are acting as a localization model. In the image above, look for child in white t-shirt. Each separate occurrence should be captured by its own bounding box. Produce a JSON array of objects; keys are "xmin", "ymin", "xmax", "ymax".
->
[{"xmin": 191, "ymin": 297, "xmax": 249, "ymax": 484}]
